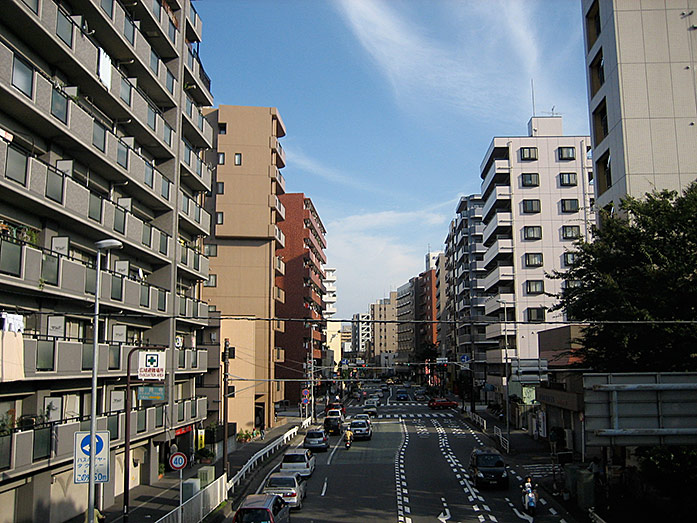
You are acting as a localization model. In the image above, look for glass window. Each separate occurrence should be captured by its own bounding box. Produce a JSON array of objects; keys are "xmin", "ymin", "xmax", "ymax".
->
[
  {"xmin": 23, "ymin": 0, "xmax": 39, "ymax": 13},
  {"xmin": 184, "ymin": 142, "xmax": 192, "ymax": 165},
  {"xmin": 117, "ymin": 141, "xmax": 129, "ymax": 168},
  {"xmin": 218, "ymin": 152, "xmax": 225, "ymax": 165},
  {"xmin": 561, "ymin": 199, "xmax": 579, "ymax": 212},
  {"xmin": 163, "ymin": 122, "xmax": 172, "ymax": 146},
  {"xmin": 0, "ymin": 239, "xmax": 22, "ymax": 277},
  {"xmin": 114, "ymin": 207, "xmax": 126, "ymax": 234},
  {"xmin": 234, "ymin": 153, "xmax": 242, "ymax": 165},
  {"xmin": 41, "ymin": 253, "xmax": 59, "ymax": 286},
  {"xmin": 142, "ymin": 223, "xmax": 152, "ymax": 246},
  {"xmin": 159, "ymin": 231, "xmax": 168, "ymax": 254},
  {"xmin": 216, "ymin": 182, "xmax": 224, "ymax": 194},
  {"xmin": 559, "ymin": 147, "xmax": 576, "ymax": 160},
  {"xmin": 124, "ymin": 16, "xmax": 135, "ymax": 45},
  {"xmin": 120, "ymin": 77, "xmax": 132, "ymax": 105},
  {"xmin": 155, "ymin": 405, "xmax": 164, "ymax": 427},
  {"xmin": 527, "ymin": 307, "xmax": 546, "ymax": 323},
  {"xmin": 56, "ymin": 9, "xmax": 74, "ymax": 47},
  {"xmin": 523, "ymin": 226, "xmax": 542, "ymax": 240},
  {"xmin": 524, "ymin": 252, "xmax": 543, "ymax": 267},
  {"xmin": 219, "ymin": 123, "xmax": 227, "ymax": 134},
  {"xmin": 51, "ymin": 88, "xmax": 69, "ymax": 123},
  {"xmin": 215, "ymin": 212, "xmax": 223, "ymax": 225},
  {"xmin": 204, "ymin": 274, "xmax": 217, "ymax": 287},
  {"xmin": 520, "ymin": 147, "xmax": 537, "ymax": 161},
  {"xmin": 12, "ymin": 56, "xmax": 33, "ymax": 98},
  {"xmin": 6, "ymin": 146, "xmax": 28, "ymax": 186},
  {"xmin": 522, "ymin": 199, "xmax": 541, "ymax": 213},
  {"xmin": 166, "ymin": 70, "xmax": 175, "ymax": 94},
  {"xmin": 147, "ymin": 105, "xmax": 157, "ymax": 131},
  {"xmin": 111, "ymin": 274, "xmax": 123, "ymax": 301},
  {"xmin": 85, "ymin": 267, "xmax": 96, "ymax": 294},
  {"xmin": 45, "ymin": 168, "xmax": 64, "ymax": 203},
  {"xmin": 526, "ymin": 280, "xmax": 544, "ymax": 294},
  {"xmin": 194, "ymin": 204, "xmax": 201, "ymax": 223},
  {"xmin": 151, "ymin": 0, "xmax": 161, "ymax": 21},
  {"xmin": 36, "ymin": 340, "xmax": 55, "ymax": 371},
  {"xmin": 101, "ymin": 0, "xmax": 113, "ymax": 18},
  {"xmin": 140, "ymin": 284, "xmax": 150, "ymax": 307},
  {"xmin": 563, "ymin": 252, "xmax": 577, "ymax": 267},
  {"xmin": 144, "ymin": 162, "xmax": 154, "ymax": 187},
  {"xmin": 168, "ymin": 19, "xmax": 176, "ymax": 43},
  {"xmin": 89, "ymin": 193, "xmax": 102, "ymax": 221},
  {"xmin": 161, "ymin": 178, "xmax": 170, "ymax": 200},
  {"xmin": 560, "ymin": 172, "xmax": 577, "ymax": 186},
  {"xmin": 157, "ymin": 289, "xmax": 166, "ymax": 311},
  {"xmin": 107, "ymin": 413, "xmax": 119, "ymax": 437},
  {"xmin": 93, "ymin": 121, "xmax": 106, "ymax": 151},
  {"xmin": 150, "ymin": 49, "xmax": 159, "ymax": 75},
  {"xmin": 562, "ymin": 225, "xmax": 581, "ymax": 239},
  {"xmin": 521, "ymin": 173, "xmax": 539, "ymax": 187},
  {"xmin": 204, "ymin": 244, "xmax": 217, "ymax": 257}
]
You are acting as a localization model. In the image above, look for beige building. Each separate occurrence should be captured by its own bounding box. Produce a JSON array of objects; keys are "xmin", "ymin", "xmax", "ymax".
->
[
  {"xmin": 583, "ymin": 0, "xmax": 697, "ymax": 212},
  {"xmin": 370, "ymin": 291, "xmax": 398, "ymax": 361},
  {"xmin": 202, "ymin": 105, "xmax": 287, "ymax": 432}
]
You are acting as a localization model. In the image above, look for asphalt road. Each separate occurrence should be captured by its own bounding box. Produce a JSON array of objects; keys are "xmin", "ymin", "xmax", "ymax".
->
[{"xmin": 238, "ymin": 387, "xmax": 576, "ymax": 523}]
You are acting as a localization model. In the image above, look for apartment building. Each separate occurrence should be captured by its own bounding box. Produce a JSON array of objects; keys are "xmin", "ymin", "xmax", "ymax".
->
[
  {"xmin": 479, "ymin": 116, "xmax": 594, "ymax": 401},
  {"xmin": 395, "ymin": 280, "xmax": 415, "ymax": 369},
  {"xmin": 0, "ymin": 0, "xmax": 213, "ymax": 520},
  {"xmin": 201, "ymin": 105, "xmax": 286, "ymax": 435},
  {"xmin": 351, "ymin": 312, "xmax": 371, "ymax": 361},
  {"xmin": 322, "ymin": 267, "xmax": 339, "ymax": 377},
  {"xmin": 583, "ymin": 0, "xmax": 697, "ymax": 212},
  {"xmin": 369, "ymin": 291, "xmax": 398, "ymax": 370},
  {"xmin": 275, "ymin": 193, "xmax": 327, "ymax": 404}
]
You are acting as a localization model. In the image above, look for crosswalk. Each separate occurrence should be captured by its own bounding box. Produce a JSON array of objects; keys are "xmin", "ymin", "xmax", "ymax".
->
[{"xmin": 375, "ymin": 412, "xmax": 454, "ymax": 419}]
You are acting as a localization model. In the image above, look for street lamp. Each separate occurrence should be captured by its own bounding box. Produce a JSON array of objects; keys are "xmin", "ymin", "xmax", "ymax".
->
[
  {"xmin": 88, "ymin": 239, "xmax": 122, "ymax": 523},
  {"xmin": 496, "ymin": 299, "xmax": 511, "ymax": 451}
]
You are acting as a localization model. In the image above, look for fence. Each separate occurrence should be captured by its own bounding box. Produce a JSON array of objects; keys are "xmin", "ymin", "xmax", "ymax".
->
[
  {"xmin": 468, "ymin": 411, "xmax": 488, "ymax": 432},
  {"xmin": 155, "ymin": 418, "xmax": 311, "ymax": 523},
  {"xmin": 493, "ymin": 425, "xmax": 510, "ymax": 454},
  {"xmin": 588, "ymin": 507, "xmax": 609, "ymax": 523}
]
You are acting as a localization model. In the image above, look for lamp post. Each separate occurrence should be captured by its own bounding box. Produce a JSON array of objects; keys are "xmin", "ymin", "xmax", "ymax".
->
[
  {"xmin": 88, "ymin": 239, "xmax": 122, "ymax": 523},
  {"xmin": 497, "ymin": 299, "xmax": 511, "ymax": 451}
]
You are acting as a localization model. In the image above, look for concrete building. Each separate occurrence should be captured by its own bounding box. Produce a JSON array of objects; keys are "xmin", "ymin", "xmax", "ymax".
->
[
  {"xmin": 0, "ymin": 0, "xmax": 213, "ymax": 519},
  {"xmin": 479, "ymin": 116, "xmax": 595, "ymax": 402},
  {"xmin": 322, "ymin": 267, "xmax": 339, "ymax": 377},
  {"xmin": 395, "ymin": 279, "xmax": 416, "ymax": 370},
  {"xmin": 351, "ymin": 313, "xmax": 371, "ymax": 360},
  {"xmin": 582, "ymin": 0, "xmax": 697, "ymax": 213},
  {"xmin": 370, "ymin": 291, "xmax": 398, "ymax": 371},
  {"xmin": 201, "ymin": 105, "xmax": 287, "ymax": 435},
  {"xmin": 275, "ymin": 193, "xmax": 327, "ymax": 404},
  {"xmin": 340, "ymin": 325, "xmax": 352, "ymax": 356}
]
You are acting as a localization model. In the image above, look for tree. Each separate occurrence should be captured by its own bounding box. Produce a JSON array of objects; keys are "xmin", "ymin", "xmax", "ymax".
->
[{"xmin": 551, "ymin": 184, "xmax": 697, "ymax": 372}]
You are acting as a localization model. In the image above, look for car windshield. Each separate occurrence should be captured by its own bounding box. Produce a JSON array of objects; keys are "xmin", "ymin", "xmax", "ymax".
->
[
  {"xmin": 477, "ymin": 454, "xmax": 504, "ymax": 467},
  {"xmin": 306, "ymin": 431, "xmax": 323, "ymax": 438},
  {"xmin": 266, "ymin": 477, "xmax": 295, "ymax": 488},
  {"xmin": 236, "ymin": 508, "xmax": 271, "ymax": 523},
  {"xmin": 351, "ymin": 421, "xmax": 367, "ymax": 429},
  {"xmin": 397, "ymin": 390, "xmax": 407, "ymax": 394},
  {"xmin": 327, "ymin": 410, "xmax": 341, "ymax": 416},
  {"xmin": 283, "ymin": 454, "xmax": 306, "ymax": 463}
]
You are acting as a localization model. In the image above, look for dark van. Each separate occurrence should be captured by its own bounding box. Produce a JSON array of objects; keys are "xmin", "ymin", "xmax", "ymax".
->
[
  {"xmin": 323, "ymin": 416, "xmax": 343, "ymax": 435},
  {"xmin": 469, "ymin": 447, "xmax": 508, "ymax": 488}
]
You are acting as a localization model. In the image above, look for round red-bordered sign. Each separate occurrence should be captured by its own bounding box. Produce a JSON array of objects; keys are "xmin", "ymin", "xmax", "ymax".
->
[{"xmin": 169, "ymin": 451, "xmax": 187, "ymax": 470}]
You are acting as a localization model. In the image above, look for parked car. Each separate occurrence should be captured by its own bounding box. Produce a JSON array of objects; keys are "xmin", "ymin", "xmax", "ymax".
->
[
  {"xmin": 324, "ymin": 402, "xmax": 345, "ymax": 415},
  {"xmin": 350, "ymin": 419, "xmax": 372, "ymax": 440},
  {"xmin": 232, "ymin": 494, "xmax": 291, "ymax": 523},
  {"xmin": 395, "ymin": 390, "xmax": 409, "ymax": 401},
  {"xmin": 303, "ymin": 429, "xmax": 329, "ymax": 451},
  {"xmin": 262, "ymin": 472, "xmax": 307, "ymax": 509},
  {"xmin": 323, "ymin": 416, "xmax": 343, "ymax": 435},
  {"xmin": 280, "ymin": 448, "xmax": 316, "ymax": 477},
  {"xmin": 468, "ymin": 447, "xmax": 509, "ymax": 488},
  {"xmin": 428, "ymin": 397, "xmax": 459, "ymax": 409}
]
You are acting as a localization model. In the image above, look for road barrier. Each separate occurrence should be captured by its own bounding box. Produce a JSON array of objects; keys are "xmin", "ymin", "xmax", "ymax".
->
[
  {"xmin": 468, "ymin": 411, "xmax": 488, "ymax": 432},
  {"xmin": 494, "ymin": 425, "xmax": 510, "ymax": 454},
  {"xmin": 155, "ymin": 418, "xmax": 310, "ymax": 523}
]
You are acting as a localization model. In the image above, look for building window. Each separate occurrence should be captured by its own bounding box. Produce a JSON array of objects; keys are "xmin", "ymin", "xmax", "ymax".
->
[
  {"xmin": 596, "ymin": 150, "xmax": 612, "ymax": 195},
  {"xmin": 563, "ymin": 252, "xmax": 577, "ymax": 267},
  {"xmin": 117, "ymin": 141, "xmax": 129, "ymax": 168},
  {"xmin": 12, "ymin": 56, "xmax": 33, "ymax": 98},
  {"xmin": 219, "ymin": 123, "xmax": 227, "ymax": 134},
  {"xmin": 215, "ymin": 212, "xmax": 223, "ymax": 225},
  {"xmin": 524, "ymin": 253, "xmax": 543, "ymax": 267},
  {"xmin": 150, "ymin": 49, "xmax": 160, "ymax": 75},
  {"xmin": 51, "ymin": 88, "xmax": 69, "ymax": 124},
  {"xmin": 593, "ymin": 99, "xmax": 608, "ymax": 145},
  {"xmin": 166, "ymin": 69, "xmax": 175, "ymax": 94},
  {"xmin": 586, "ymin": 0, "xmax": 601, "ymax": 51},
  {"xmin": 89, "ymin": 193, "xmax": 102, "ymax": 222},
  {"xmin": 560, "ymin": 172, "xmax": 577, "ymax": 186},
  {"xmin": 120, "ymin": 77, "xmax": 132, "ymax": 105},
  {"xmin": 159, "ymin": 231, "xmax": 168, "ymax": 255},
  {"xmin": 92, "ymin": 121, "xmax": 107, "ymax": 151},
  {"xmin": 124, "ymin": 16, "xmax": 135, "ymax": 45},
  {"xmin": 147, "ymin": 105, "xmax": 157, "ymax": 131},
  {"xmin": 522, "ymin": 199, "xmax": 541, "ymax": 213},
  {"xmin": 234, "ymin": 153, "xmax": 242, "ymax": 165},
  {"xmin": 163, "ymin": 122, "xmax": 173, "ymax": 146},
  {"xmin": 204, "ymin": 274, "xmax": 217, "ymax": 287},
  {"xmin": 6, "ymin": 146, "xmax": 28, "ymax": 186},
  {"xmin": 526, "ymin": 280, "xmax": 544, "ymax": 295},
  {"xmin": 523, "ymin": 226, "xmax": 542, "ymax": 240},
  {"xmin": 161, "ymin": 178, "xmax": 170, "ymax": 200},
  {"xmin": 558, "ymin": 147, "xmax": 576, "ymax": 160},
  {"xmin": 562, "ymin": 225, "xmax": 581, "ymax": 239},
  {"xmin": 561, "ymin": 199, "xmax": 579, "ymax": 213},
  {"xmin": 145, "ymin": 162, "xmax": 154, "ymax": 188},
  {"xmin": 167, "ymin": 18, "xmax": 176, "ymax": 43},
  {"xmin": 142, "ymin": 223, "xmax": 152, "ymax": 246},
  {"xmin": 521, "ymin": 173, "xmax": 539, "ymax": 187},
  {"xmin": 218, "ymin": 152, "xmax": 225, "ymax": 165},
  {"xmin": 520, "ymin": 147, "xmax": 538, "ymax": 161},
  {"xmin": 216, "ymin": 182, "xmax": 224, "ymax": 194},
  {"xmin": 114, "ymin": 207, "xmax": 126, "ymax": 234},
  {"xmin": 56, "ymin": 8, "xmax": 74, "ymax": 47},
  {"xmin": 204, "ymin": 244, "xmax": 217, "ymax": 257},
  {"xmin": 590, "ymin": 49, "xmax": 604, "ymax": 97},
  {"xmin": 527, "ymin": 307, "xmax": 546, "ymax": 323},
  {"xmin": 100, "ymin": 0, "xmax": 113, "ymax": 18},
  {"xmin": 22, "ymin": 0, "xmax": 39, "ymax": 13}
]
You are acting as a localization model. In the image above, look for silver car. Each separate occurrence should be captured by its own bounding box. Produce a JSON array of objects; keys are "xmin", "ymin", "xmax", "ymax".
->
[
  {"xmin": 262, "ymin": 472, "xmax": 307, "ymax": 509},
  {"xmin": 350, "ymin": 419, "xmax": 372, "ymax": 440},
  {"xmin": 303, "ymin": 429, "xmax": 329, "ymax": 451},
  {"xmin": 280, "ymin": 448, "xmax": 316, "ymax": 477}
]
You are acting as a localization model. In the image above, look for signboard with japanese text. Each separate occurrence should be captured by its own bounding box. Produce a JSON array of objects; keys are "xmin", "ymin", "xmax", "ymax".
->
[
  {"xmin": 138, "ymin": 351, "xmax": 165, "ymax": 380},
  {"xmin": 74, "ymin": 431, "xmax": 109, "ymax": 484}
]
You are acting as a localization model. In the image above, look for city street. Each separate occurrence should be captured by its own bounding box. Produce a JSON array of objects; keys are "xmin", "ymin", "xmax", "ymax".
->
[{"xmin": 240, "ymin": 389, "xmax": 577, "ymax": 523}]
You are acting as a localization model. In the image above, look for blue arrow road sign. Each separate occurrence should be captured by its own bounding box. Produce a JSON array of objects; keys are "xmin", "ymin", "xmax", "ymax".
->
[
  {"xmin": 74, "ymin": 431, "xmax": 109, "ymax": 484},
  {"xmin": 80, "ymin": 434, "xmax": 104, "ymax": 456},
  {"xmin": 460, "ymin": 355, "xmax": 470, "ymax": 363}
]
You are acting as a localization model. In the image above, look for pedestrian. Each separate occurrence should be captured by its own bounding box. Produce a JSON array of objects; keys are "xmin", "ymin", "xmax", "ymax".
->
[{"xmin": 259, "ymin": 420, "xmax": 265, "ymax": 440}]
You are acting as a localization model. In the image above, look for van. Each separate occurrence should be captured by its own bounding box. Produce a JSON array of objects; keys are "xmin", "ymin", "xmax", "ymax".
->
[
  {"xmin": 468, "ymin": 447, "xmax": 508, "ymax": 488},
  {"xmin": 232, "ymin": 494, "xmax": 290, "ymax": 523}
]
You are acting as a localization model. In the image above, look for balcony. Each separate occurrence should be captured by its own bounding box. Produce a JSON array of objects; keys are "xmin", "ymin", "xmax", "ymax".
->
[
  {"xmin": 483, "ymin": 293, "xmax": 516, "ymax": 316},
  {"xmin": 269, "ymin": 166, "xmax": 286, "ymax": 194},
  {"xmin": 175, "ymin": 294, "xmax": 209, "ymax": 326},
  {"xmin": 482, "ymin": 185, "xmax": 512, "ymax": 224},
  {"xmin": 273, "ymin": 286, "xmax": 285, "ymax": 304},
  {"xmin": 183, "ymin": 45, "xmax": 214, "ymax": 106},
  {"xmin": 483, "ymin": 238, "xmax": 513, "ymax": 269},
  {"xmin": 269, "ymin": 194, "xmax": 286, "ymax": 221},
  {"xmin": 185, "ymin": 0, "xmax": 203, "ymax": 43},
  {"xmin": 482, "ymin": 212, "xmax": 512, "ymax": 246},
  {"xmin": 269, "ymin": 224, "xmax": 285, "ymax": 248},
  {"xmin": 178, "ymin": 191, "xmax": 211, "ymax": 237},
  {"xmin": 481, "ymin": 159, "xmax": 511, "ymax": 197},
  {"xmin": 274, "ymin": 255, "xmax": 285, "ymax": 275},
  {"xmin": 176, "ymin": 242, "xmax": 209, "ymax": 282},
  {"xmin": 173, "ymin": 349, "xmax": 208, "ymax": 373},
  {"xmin": 180, "ymin": 142, "xmax": 213, "ymax": 193},
  {"xmin": 270, "ymin": 136, "xmax": 286, "ymax": 168},
  {"xmin": 482, "ymin": 265, "xmax": 514, "ymax": 293},
  {"xmin": 182, "ymin": 95, "xmax": 214, "ymax": 149}
]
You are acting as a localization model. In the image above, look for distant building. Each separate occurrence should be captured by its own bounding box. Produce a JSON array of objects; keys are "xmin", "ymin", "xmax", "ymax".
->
[{"xmin": 370, "ymin": 291, "xmax": 398, "ymax": 371}]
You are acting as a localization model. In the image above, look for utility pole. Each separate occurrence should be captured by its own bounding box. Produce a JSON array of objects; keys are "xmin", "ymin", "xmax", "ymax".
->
[
  {"xmin": 310, "ymin": 351, "xmax": 316, "ymax": 422},
  {"xmin": 222, "ymin": 339, "xmax": 232, "ymax": 481}
]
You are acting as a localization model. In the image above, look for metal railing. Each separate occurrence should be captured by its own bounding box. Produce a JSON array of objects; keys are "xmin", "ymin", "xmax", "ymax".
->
[
  {"xmin": 468, "ymin": 411, "xmax": 488, "ymax": 432},
  {"xmin": 494, "ymin": 425, "xmax": 510, "ymax": 454},
  {"xmin": 155, "ymin": 419, "xmax": 310, "ymax": 523}
]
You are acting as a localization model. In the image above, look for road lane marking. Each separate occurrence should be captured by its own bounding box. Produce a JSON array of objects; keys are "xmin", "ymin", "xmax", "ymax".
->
[{"xmin": 321, "ymin": 477, "xmax": 327, "ymax": 496}]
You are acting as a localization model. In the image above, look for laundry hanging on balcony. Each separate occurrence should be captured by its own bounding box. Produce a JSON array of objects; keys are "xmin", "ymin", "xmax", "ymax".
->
[
  {"xmin": 1, "ymin": 313, "xmax": 25, "ymax": 381},
  {"xmin": 0, "ymin": 312, "xmax": 24, "ymax": 332}
]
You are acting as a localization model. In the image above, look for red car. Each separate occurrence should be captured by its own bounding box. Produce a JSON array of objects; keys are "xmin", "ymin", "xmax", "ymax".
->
[
  {"xmin": 324, "ymin": 402, "xmax": 346, "ymax": 415},
  {"xmin": 428, "ymin": 398, "xmax": 459, "ymax": 410}
]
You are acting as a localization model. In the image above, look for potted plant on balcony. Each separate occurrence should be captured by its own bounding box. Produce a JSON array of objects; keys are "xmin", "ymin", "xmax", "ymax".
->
[{"xmin": 195, "ymin": 447, "xmax": 215, "ymax": 464}]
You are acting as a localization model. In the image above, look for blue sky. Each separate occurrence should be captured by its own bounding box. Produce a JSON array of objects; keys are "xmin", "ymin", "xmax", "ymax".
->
[{"xmin": 195, "ymin": 0, "xmax": 590, "ymax": 319}]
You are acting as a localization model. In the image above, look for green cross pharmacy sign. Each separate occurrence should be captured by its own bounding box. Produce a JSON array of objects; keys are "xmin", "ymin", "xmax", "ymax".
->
[{"xmin": 138, "ymin": 351, "xmax": 165, "ymax": 380}]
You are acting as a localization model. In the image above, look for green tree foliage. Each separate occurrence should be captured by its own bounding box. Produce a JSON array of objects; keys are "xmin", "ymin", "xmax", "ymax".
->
[{"xmin": 551, "ymin": 184, "xmax": 697, "ymax": 371}]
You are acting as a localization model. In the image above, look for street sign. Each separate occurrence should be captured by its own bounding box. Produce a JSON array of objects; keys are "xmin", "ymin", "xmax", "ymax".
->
[
  {"xmin": 138, "ymin": 351, "xmax": 165, "ymax": 380},
  {"xmin": 460, "ymin": 355, "xmax": 470, "ymax": 363},
  {"xmin": 74, "ymin": 431, "xmax": 110, "ymax": 484},
  {"xmin": 301, "ymin": 388, "xmax": 310, "ymax": 397},
  {"xmin": 301, "ymin": 397, "xmax": 309, "ymax": 405},
  {"xmin": 138, "ymin": 385, "xmax": 165, "ymax": 401},
  {"xmin": 169, "ymin": 452, "xmax": 187, "ymax": 470},
  {"xmin": 436, "ymin": 357, "xmax": 448, "ymax": 364}
]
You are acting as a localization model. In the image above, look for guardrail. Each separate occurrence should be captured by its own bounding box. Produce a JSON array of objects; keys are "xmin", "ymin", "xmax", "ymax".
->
[
  {"xmin": 494, "ymin": 426, "xmax": 510, "ymax": 454},
  {"xmin": 468, "ymin": 411, "xmax": 488, "ymax": 432},
  {"xmin": 589, "ymin": 507, "xmax": 609, "ymax": 523},
  {"xmin": 155, "ymin": 420, "xmax": 310, "ymax": 523}
]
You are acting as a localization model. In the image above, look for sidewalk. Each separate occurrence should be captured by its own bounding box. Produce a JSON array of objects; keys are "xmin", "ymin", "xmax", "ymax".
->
[{"xmin": 68, "ymin": 417, "xmax": 305, "ymax": 523}]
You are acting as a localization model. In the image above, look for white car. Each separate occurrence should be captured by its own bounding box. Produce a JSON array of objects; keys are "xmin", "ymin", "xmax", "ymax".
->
[
  {"xmin": 325, "ymin": 409, "xmax": 344, "ymax": 421},
  {"xmin": 280, "ymin": 449, "xmax": 316, "ymax": 477},
  {"xmin": 350, "ymin": 420, "xmax": 372, "ymax": 440},
  {"xmin": 353, "ymin": 413, "xmax": 372, "ymax": 426},
  {"xmin": 363, "ymin": 399, "xmax": 379, "ymax": 417},
  {"xmin": 262, "ymin": 472, "xmax": 307, "ymax": 509}
]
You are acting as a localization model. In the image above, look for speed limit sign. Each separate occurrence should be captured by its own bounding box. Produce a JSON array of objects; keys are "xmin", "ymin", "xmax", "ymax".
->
[{"xmin": 169, "ymin": 452, "xmax": 187, "ymax": 470}]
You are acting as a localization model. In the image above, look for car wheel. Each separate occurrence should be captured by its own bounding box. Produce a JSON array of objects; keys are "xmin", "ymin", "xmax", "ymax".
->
[{"xmin": 296, "ymin": 498, "xmax": 302, "ymax": 510}]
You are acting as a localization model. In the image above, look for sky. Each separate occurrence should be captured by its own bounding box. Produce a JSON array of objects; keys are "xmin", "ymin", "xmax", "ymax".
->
[{"xmin": 194, "ymin": 0, "xmax": 591, "ymax": 320}]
